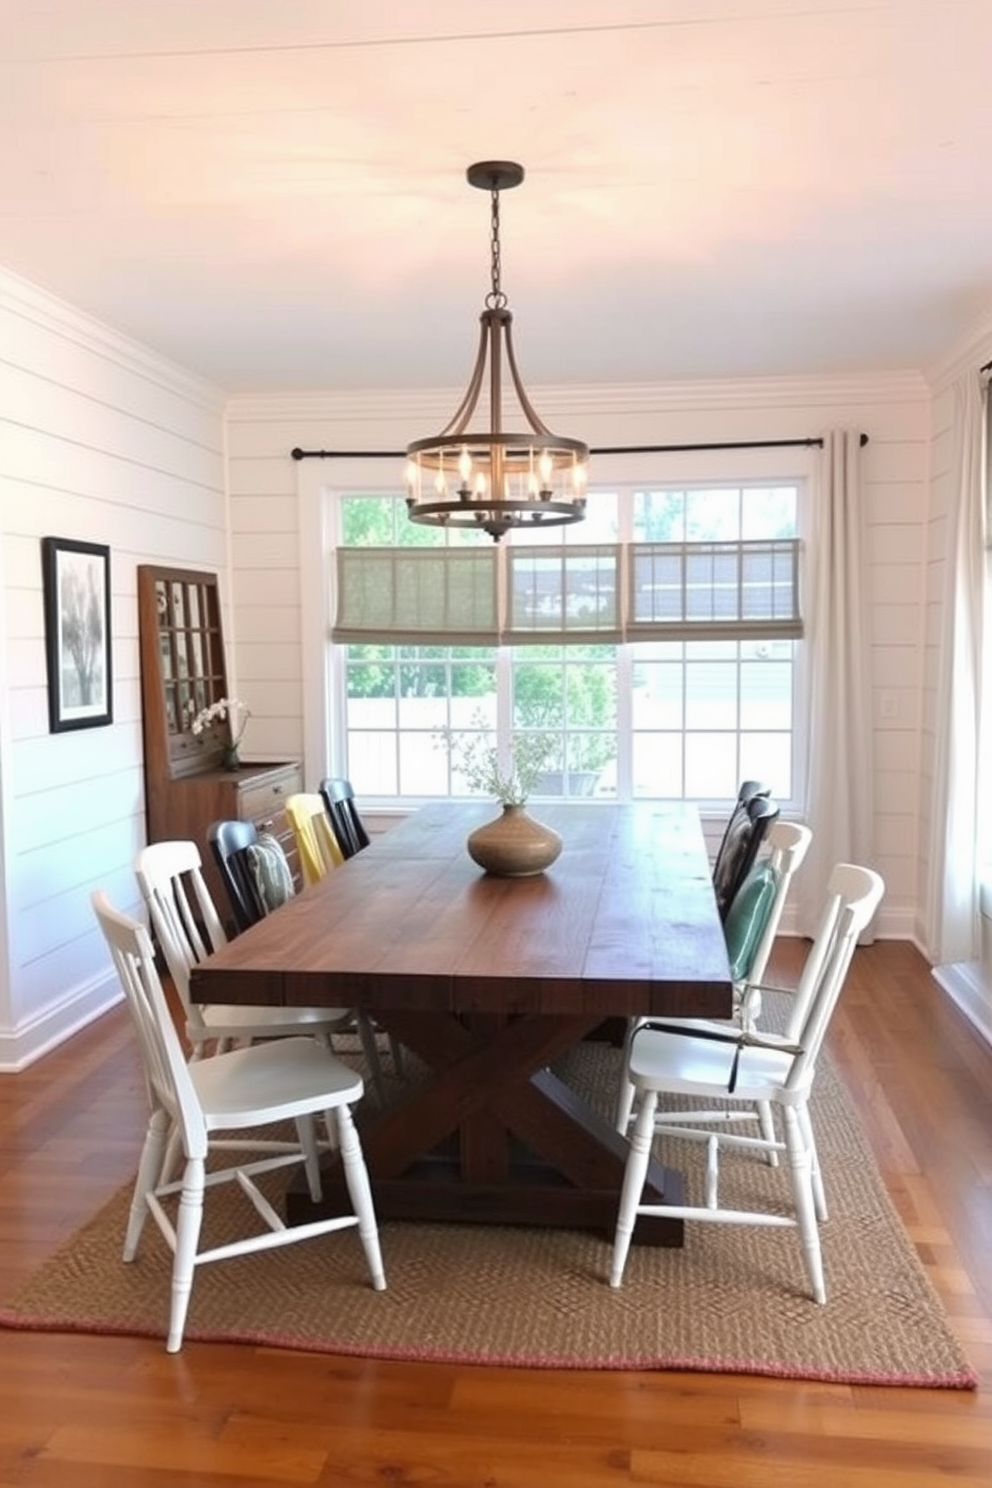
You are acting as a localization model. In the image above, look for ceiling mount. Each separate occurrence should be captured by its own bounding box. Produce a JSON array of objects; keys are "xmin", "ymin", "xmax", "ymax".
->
[{"xmin": 465, "ymin": 161, "xmax": 525, "ymax": 193}]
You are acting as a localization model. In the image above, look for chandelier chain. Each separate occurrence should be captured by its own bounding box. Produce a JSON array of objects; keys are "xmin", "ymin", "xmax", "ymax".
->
[{"xmin": 486, "ymin": 185, "xmax": 507, "ymax": 310}]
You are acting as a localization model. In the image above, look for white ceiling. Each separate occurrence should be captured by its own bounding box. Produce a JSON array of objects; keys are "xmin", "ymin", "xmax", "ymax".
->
[{"xmin": 2, "ymin": 0, "xmax": 991, "ymax": 393}]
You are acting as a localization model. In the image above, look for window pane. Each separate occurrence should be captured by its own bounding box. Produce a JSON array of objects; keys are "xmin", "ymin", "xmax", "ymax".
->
[
  {"xmin": 684, "ymin": 733, "xmax": 739, "ymax": 799},
  {"xmin": 740, "ymin": 732, "xmax": 792, "ymax": 799},
  {"xmin": 685, "ymin": 488, "xmax": 740, "ymax": 542},
  {"xmin": 685, "ymin": 659, "xmax": 738, "ymax": 730},
  {"xmin": 632, "ymin": 733, "xmax": 683, "ymax": 797},
  {"xmin": 742, "ymin": 486, "xmax": 797, "ymax": 539},
  {"xmin": 633, "ymin": 490, "xmax": 685, "ymax": 542},
  {"xmin": 398, "ymin": 732, "xmax": 449, "ymax": 794},
  {"xmin": 347, "ymin": 731, "xmax": 397, "ymax": 795},
  {"xmin": 632, "ymin": 659, "xmax": 683, "ymax": 728},
  {"xmin": 740, "ymin": 656, "xmax": 792, "ymax": 729}
]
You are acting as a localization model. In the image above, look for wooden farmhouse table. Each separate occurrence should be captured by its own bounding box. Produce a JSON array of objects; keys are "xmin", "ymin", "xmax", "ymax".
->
[{"xmin": 190, "ymin": 801, "xmax": 733, "ymax": 1245}]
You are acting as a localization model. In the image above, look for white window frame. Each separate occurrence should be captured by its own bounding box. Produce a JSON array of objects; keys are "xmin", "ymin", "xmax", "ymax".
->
[{"xmin": 298, "ymin": 450, "xmax": 813, "ymax": 815}]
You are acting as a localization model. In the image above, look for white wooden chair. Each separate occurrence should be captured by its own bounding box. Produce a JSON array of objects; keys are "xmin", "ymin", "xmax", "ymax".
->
[
  {"xmin": 614, "ymin": 821, "xmax": 813, "ymax": 1135},
  {"xmin": 134, "ymin": 839, "xmax": 361, "ymax": 1061},
  {"xmin": 92, "ymin": 891, "xmax": 386, "ymax": 1352},
  {"xmin": 609, "ymin": 862, "xmax": 884, "ymax": 1304}
]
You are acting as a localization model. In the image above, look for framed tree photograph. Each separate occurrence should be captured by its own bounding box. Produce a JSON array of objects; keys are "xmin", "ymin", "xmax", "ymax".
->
[{"xmin": 42, "ymin": 537, "xmax": 113, "ymax": 732}]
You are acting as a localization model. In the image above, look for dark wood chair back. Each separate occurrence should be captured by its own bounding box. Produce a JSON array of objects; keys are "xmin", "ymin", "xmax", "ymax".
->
[
  {"xmin": 207, "ymin": 819, "xmax": 262, "ymax": 932},
  {"xmin": 318, "ymin": 777, "xmax": 371, "ymax": 859},
  {"xmin": 711, "ymin": 794, "xmax": 779, "ymax": 923},
  {"xmin": 711, "ymin": 780, "xmax": 771, "ymax": 872}
]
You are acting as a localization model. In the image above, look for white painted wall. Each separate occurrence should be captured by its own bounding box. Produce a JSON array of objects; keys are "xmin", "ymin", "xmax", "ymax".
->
[
  {"xmin": 0, "ymin": 269, "xmax": 226, "ymax": 1068},
  {"xmin": 225, "ymin": 371, "xmax": 931, "ymax": 941}
]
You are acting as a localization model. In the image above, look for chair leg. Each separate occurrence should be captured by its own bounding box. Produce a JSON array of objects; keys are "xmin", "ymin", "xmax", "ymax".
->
[
  {"xmin": 614, "ymin": 1018, "xmax": 640, "ymax": 1134},
  {"xmin": 159, "ymin": 1124, "xmax": 183, "ymax": 1187},
  {"xmin": 123, "ymin": 1109, "xmax": 170, "ymax": 1261},
  {"xmin": 782, "ymin": 1105, "xmax": 825, "ymax": 1304},
  {"xmin": 294, "ymin": 1114, "xmax": 323, "ymax": 1201},
  {"xmin": 609, "ymin": 1087, "xmax": 658, "ymax": 1287},
  {"xmin": 167, "ymin": 1157, "xmax": 205, "ymax": 1352},
  {"xmin": 336, "ymin": 1104, "xmax": 386, "ymax": 1291},
  {"xmin": 756, "ymin": 1099, "xmax": 780, "ymax": 1166},
  {"xmin": 797, "ymin": 1101, "xmax": 827, "ymax": 1220},
  {"xmin": 357, "ymin": 1012, "xmax": 388, "ymax": 1104}
]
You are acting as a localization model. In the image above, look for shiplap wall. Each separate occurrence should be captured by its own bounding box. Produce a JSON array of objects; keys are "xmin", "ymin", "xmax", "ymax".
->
[
  {"xmin": 225, "ymin": 372, "xmax": 930, "ymax": 940},
  {"xmin": 0, "ymin": 269, "xmax": 226, "ymax": 1068}
]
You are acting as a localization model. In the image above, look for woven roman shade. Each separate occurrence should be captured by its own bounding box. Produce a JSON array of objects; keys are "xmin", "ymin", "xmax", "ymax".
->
[
  {"xmin": 506, "ymin": 545, "xmax": 621, "ymax": 643},
  {"xmin": 333, "ymin": 538, "xmax": 802, "ymax": 645},
  {"xmin": 627, "ymin": 539, "xmax": 802, "ymax": 640},
  {"xmin": 333, "ymin": 548, "xmax": 499, "ymax": 644}
]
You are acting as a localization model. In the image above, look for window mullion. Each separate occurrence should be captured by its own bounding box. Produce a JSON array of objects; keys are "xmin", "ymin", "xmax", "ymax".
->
[
  {"xmin": 496, "ymin": 645, "xmax": 513, "ymax": 773},
  {"xmin": 615, "ymin": 643, "xmax": 633, "ymax": 801}
]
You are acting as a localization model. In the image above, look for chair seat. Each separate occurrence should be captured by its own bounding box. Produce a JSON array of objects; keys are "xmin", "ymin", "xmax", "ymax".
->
[
  {"xmin": 628, "ymin": 1026, "xmax": 798, "ymax": 1103},
  {"xmin": 197, "ymin": 1003, "xmax": 355, "ymax": 1043},
  {"xmin": 191, "ymin": 1035, "xmax": 365, "ymax": 1127}
]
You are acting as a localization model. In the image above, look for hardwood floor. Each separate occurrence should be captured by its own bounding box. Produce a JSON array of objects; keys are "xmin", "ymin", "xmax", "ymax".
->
[{"xmin": 1, "ymin": 938, "xmax": 991, "ymax": 1486}]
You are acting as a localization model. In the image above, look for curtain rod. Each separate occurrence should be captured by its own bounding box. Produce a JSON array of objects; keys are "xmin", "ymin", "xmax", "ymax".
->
[{"xmin": 291, "ymin": 433, "xmax": 869, "ymax": 461}]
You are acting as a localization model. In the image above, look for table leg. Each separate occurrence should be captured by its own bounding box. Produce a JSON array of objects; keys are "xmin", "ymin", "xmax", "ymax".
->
[{"xmin": 287, "ymin": 1009, "xmax": 685, "ymax": 1246}]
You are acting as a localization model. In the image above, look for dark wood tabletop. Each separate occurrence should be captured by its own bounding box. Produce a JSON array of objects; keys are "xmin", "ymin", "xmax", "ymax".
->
[
  {"xmin": 191, "ymin": 800, "xmax": 733, "ymax": 1243},
  {"xmin": 191, "ymin": 800, "xmax": 733, "ymax": 1018}
]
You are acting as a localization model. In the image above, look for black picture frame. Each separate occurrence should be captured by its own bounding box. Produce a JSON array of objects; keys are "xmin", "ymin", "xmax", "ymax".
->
[{"xmin": 42, "ymin": 537, "xmax": 113, "ymax": 732}]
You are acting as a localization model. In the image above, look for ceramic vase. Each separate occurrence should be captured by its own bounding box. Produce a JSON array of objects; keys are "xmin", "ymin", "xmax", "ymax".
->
[{"xmin": 466, "ymin": 803, "xmax": 562, "ymax": 877}]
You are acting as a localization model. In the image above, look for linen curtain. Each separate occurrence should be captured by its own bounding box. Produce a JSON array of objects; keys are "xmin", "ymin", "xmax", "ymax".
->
[
  {"xmin": 795, "ymin": 429, "xmax": 875, "ymax": 937},
  {"xmin": 927, "ymin": 370, "xmax": 989, "ymax": 966}
]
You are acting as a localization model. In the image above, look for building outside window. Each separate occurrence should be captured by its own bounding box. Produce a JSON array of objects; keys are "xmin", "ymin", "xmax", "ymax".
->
[{"xmin": 330, "ymin": 479, "xmax": 803, "ymax": 810}]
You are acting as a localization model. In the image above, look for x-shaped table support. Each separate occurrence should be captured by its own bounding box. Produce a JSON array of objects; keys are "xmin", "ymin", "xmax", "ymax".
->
[{"xmin": 287, "ymin": 1006, "xmax": 685, "ymax": 1246}]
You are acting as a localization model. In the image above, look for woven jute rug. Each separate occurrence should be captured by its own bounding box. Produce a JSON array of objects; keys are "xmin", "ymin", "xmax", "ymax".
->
[{"xmin": 0, "ymin": 998, "xmax": 977, "ymax": 1387}]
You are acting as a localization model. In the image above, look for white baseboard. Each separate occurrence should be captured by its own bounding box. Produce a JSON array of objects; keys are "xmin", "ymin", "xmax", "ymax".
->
[
  {"xmin": 0, "ymin": 970, "xmax": 123, "ymax": 1072},
  {"xmin": 932, "ymin": 959, "xmax": 992, "ymax": 1051}
]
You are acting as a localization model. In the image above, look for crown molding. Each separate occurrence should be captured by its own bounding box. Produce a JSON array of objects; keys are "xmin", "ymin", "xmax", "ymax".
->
[
  {"xmin": 924, "ymin": 307, "xmax": 992, "ymax": 393},
  {"xmin": 0, "ymin": 265, "xmax": 224, "ymax": 412},
  {"xmin": 226, "ymin": 369, "xmax": 929, "ymax": 426}
]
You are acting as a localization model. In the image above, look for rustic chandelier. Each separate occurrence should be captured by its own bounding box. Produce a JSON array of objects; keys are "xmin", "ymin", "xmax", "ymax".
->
[{"xmin": 405, "ymin": 161, "xmax": 589, "ymax": 542}]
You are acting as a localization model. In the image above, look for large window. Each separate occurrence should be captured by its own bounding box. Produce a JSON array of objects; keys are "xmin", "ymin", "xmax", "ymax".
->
[{"xmin": 331, "ymin": 482, "xmax": 802, "ymax": 807}]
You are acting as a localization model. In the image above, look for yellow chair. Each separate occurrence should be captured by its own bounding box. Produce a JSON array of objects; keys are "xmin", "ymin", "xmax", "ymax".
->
[
  {"xmin": 285, "ymin": 792, "xmax": 344, "ymax": 887},
  {"xmin": 284, "ymin": 791, "xmax": 401, "ymax": 1095}
]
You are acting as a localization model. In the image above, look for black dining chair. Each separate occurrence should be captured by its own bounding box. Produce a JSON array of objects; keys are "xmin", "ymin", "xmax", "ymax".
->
[
  {"xmin": 207, "ymin": 818, "xmax": 265, "ymax": 932},
  {"xmin": 319, "ymin": 777, "xmax": 371, "ymax": 859},
  {"xmin": 711, "ymin": 780, "xmax": 771, "ymax": 879},
  {"xmin": 711, "ymin": 793, "xmax": 779, "ymax": 923}
]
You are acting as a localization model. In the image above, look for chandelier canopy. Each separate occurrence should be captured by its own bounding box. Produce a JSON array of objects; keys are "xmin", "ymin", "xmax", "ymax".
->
[{"xmin": 405, "ymin": 161, "xmax": 588, "ymax": 542}]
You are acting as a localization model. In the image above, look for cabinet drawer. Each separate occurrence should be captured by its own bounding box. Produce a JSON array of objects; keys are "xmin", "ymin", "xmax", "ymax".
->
[{"xmin": 237, "ymin": 765, "xmax": 303, "ymax": 828}]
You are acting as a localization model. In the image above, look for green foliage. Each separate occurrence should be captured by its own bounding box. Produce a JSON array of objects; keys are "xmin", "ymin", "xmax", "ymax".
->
[
  {"xmin": 346, "ymin": 646, "xmax": 495, "ymax": 699},
  {"xmin": 513, "ymin": 660, "xmax": 616, "ymax": 773}
]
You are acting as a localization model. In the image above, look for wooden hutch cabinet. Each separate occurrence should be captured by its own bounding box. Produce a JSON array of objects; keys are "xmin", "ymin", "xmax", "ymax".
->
[{"xmin": 137, "ymin": 566, "xmax": 302, "ymax": 903}]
